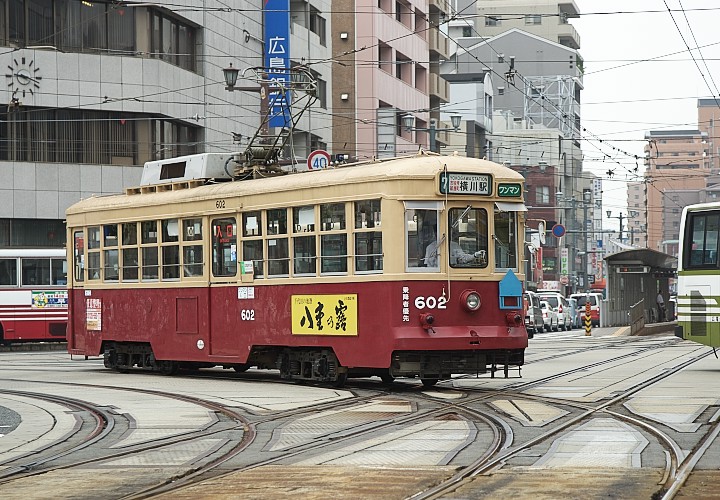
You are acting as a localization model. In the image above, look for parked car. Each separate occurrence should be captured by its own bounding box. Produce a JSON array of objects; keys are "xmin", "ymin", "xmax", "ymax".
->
[
  {"xmin": 523, "ymin": 291, "xmax": 544, "ymax": 337},
  {"xmin": 540, "ymin": 300, "xmax": 558, "ymax": 332},
  {"xmin": 567, "ymin": 297, "xmax": 581, "ymax": 329},
  {"xmin": 571, "ymin": 292, "xmax": 603, "ymax": 327},
  {"xmin": 538, "ymin": 291, "xmax": 572, "ymax": 331}
]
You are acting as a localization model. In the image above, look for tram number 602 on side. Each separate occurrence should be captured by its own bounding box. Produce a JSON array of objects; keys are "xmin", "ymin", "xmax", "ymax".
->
[
  {"xmin": 241, "ymin": 309, "xmax": 255, "ymax": 321},
  {"xmin": 414, "ymin": 295, "xmax": 447, "ymax": 310}
]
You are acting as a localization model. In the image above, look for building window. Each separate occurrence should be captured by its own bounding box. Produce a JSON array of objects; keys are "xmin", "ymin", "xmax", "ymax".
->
[
  {"xmin": 150, "ymin": 8, "xmax": 196, "ymax": 71},
  {"xmin": 309, "ymin": 6, "xmax": 326, "ymax": 46},
  {"xmin": 485, "ymin": 16, "xmax": 499, "ymax": 27},
  {"xmin": 525, "ymin": 15, "xmax": 542, "ymax": 25},
  {"xmin": 536, "ymin": 186, "xmax": 550, "ymax": 204},
  {"xmin": 462, "ymin": 26, "xmax": 472, "ymax": 37}
]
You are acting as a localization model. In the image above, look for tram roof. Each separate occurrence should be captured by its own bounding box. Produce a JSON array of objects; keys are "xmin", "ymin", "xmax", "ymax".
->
[{"xmin": 66, "ymin": 153, "xmax": 523, "ymax": 216}]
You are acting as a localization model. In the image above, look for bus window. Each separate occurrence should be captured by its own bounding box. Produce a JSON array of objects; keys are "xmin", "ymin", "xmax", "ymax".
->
[
  {"xmin": 212, "ymin": 217, "xmax": 237, "ymax": 277},
  {"xmin": 74, "ymin": 231, "xmax": 85, "ymax": 282},
  {"xmin": 22, "ymin": 258, "xmax": 51, "ymax": 286},
  {"xmin": 0, "ymin": 258, "xmax": 18, "ymax": 286},
  {"xmin": 493, "ymin": 209, "xmax": 517, "ymax": 270},
  {"xmin": 687, "ymin": 213, "xmax": 720, "ymax": 268},
  {"xmin": 52, "ymin": 258, "xmax": 67, "ymax": 285}
]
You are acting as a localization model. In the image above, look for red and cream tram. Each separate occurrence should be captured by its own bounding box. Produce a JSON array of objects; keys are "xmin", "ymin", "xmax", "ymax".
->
[{"xmin": 65, "ymin": 152, "xmax": 528, "ymax": 385}]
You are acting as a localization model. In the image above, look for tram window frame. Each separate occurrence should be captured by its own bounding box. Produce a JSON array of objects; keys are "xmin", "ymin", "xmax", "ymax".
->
[
  {"xmin": 447, "ymin": 208, "xmax": 489, "ymax": 269},
  {"xmin": 161, "ymin": 219, "xmax": 180, "ymax": 280},
  {"xmin": 319, "ymin": 203, "xmax": 348, "ymax": 275},
  {"xmin": 212, "ymin": 217, "xmax": 238, "ymax": 277},
  {"xmin": 493, "ymin": 209, "xmax": 517, "ymax": 270},
  {"xmin": 182, "ymin": 218, "xmax": 203, "ymax": 277},
  {"xmin": 73, "ymin": 231, "xmax": 85, "ymax": 283},
  {"xmin": 121, "ymin": 223, "xmax": 139, "ymax": 281},
  {"xmin": 267, "ymin": 237, "xmax": 290, "ymax": 277},
  {"xmin": 320, "ymin": 202, "xmax": 346, "ymax": 231},
  {"xmin": 87, "ymin": 226, "xmax": 101, "ymax": 280},
  {"xmin": 293, "ymin": 206, "xmax": 317, "ymax": 276},
  {"xmin": 242, "ymin": 211, "xmax": 264, "ymax": 278},
  {"xmin": 140, "ymin": 221, "xmax": 159, "ymax": 281},
  {"xmin": 354, "ymin": 200, "xmax": 383, "ymax": 273},
  {"xmin": 0, "ymin": 258, "xmax": 18, "ymax": 286},
  {"xmin": 405, "ymin": 203, "xmax": 441, "ymax": 272}
]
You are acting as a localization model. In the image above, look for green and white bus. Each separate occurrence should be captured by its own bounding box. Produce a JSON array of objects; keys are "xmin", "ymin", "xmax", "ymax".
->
[{"xmin": 676, "ymin": 201, "xmax": 720, "ymax": 347}]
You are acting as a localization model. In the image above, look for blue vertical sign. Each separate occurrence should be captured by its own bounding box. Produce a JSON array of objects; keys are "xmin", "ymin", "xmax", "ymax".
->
[{"xmin": 264, "ymin": 0, "xmax": 291, "ymax": 128}]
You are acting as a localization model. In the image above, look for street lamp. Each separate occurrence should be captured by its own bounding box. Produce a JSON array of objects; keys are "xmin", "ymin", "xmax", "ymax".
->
[
  {"xmin": 402, "ymin": 113, "xmax": 462, "ymax": 153},
  {"xmin": 606, "ymin": 211, "xmax": 625, "ymax": 243},
  {"xmin": 223, "ymin": 63, "xmax": 264, "ymax": 92}
]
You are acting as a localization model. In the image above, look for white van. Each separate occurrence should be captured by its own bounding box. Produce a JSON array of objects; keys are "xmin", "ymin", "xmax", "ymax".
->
[{"xmin": 537, "ymin": 291, "xmax": 572, "ymax": 331}]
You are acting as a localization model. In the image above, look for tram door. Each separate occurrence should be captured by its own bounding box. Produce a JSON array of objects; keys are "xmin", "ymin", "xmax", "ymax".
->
[
  {"xmin": 69, "ymin": 231, "xmax": 87, "ymax": 351},
  {"xmin": 208, "ymin": 216, "xmax": 241, "ymax": 356}
]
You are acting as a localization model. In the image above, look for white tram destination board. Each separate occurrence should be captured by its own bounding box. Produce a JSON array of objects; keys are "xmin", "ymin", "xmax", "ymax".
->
[{"xmin": 439, "ymin": 172, "xmax": 492, "ymax": 195}]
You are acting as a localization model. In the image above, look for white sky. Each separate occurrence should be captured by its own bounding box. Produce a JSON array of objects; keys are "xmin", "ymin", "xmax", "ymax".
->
[{"xmin": 573, "ymin": 0, "xmax": 720, "ymax": 228}]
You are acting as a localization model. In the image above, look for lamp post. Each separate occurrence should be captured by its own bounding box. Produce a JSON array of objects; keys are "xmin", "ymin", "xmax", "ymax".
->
[
  {"xmin": 402, "ymin": 114, "xmax": 462, "ymax": 153},
  {"xmin": 606, "ymin": 211, "xmax": 625, "ymax": 243}
]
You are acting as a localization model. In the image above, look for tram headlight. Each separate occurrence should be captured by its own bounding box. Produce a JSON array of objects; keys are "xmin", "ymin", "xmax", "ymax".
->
[{"xmin": 460, "ymin": 290, "xmax": 482, "ymax": 312}]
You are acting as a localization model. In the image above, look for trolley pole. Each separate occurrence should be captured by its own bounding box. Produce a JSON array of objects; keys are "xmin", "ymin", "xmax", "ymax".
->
[{"xmin": 584, "ymin": 297, "xmax": 592, "ymax": 336}]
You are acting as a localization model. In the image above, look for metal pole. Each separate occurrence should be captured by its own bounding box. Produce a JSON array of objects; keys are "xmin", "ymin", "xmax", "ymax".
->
[{"xmin": 430, "ymin": 119, "xmax": 437, "ymax": 153}]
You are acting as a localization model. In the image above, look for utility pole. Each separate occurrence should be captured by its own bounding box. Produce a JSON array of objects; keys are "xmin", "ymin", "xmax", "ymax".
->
[{"xmin": 606, "ymin": 211, "xmax": 625, "ymax": 243}]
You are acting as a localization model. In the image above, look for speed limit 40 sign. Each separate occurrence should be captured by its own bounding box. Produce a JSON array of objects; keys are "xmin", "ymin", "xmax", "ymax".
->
[{"xmin": 307, "ymin": 149, "xmax": 330, "ymax": 170}]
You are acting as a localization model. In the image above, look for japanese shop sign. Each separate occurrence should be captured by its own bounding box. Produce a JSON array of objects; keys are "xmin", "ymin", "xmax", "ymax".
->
[{"xmin": 291, "ymin": 294, "xmax": 358, "ymax": 336}]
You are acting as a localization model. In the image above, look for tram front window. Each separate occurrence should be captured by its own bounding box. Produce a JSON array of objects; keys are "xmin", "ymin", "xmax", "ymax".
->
[{"xmin": 448, "ymin": 208, "xmax": 488, "ymax": 268}]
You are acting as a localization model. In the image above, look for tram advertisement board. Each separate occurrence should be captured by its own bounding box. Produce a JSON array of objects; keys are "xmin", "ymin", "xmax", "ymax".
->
[{"xmin": 291, "ymin": 294, "xmax": 358, "ymax": 335}]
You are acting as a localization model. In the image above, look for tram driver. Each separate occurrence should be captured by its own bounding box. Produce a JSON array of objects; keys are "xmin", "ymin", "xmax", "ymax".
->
[{"xmin": 424, "ymin": 227, "xmax": 485, "ymax": 267}]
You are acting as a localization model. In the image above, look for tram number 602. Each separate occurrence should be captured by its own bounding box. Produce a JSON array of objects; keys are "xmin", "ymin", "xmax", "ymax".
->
[
  {"xmin": 240, "ymin": 309, "xmax": 255, "ymax": 321},
  {"xmin": 414, "ymin": 296, "xmax": 447, "ymax": 310}
]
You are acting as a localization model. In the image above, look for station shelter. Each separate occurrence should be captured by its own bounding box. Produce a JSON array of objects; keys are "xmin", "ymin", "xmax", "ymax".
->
[{"xmin": 604, "ymin": 249, "xmax": 677, "ymax": 326}]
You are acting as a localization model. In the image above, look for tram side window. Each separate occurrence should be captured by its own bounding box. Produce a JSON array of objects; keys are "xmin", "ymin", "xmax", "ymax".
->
[
  {"xmin": 687, "ymin": 212, "xmax": 720, "ymax": 268},
  {"xmin": 0, "ymin": 259, "xmax": 18, "ymax": 286},
  {"xmin": 355, "ymin": 199, "xmax": 381, "ymax": 229},
  {"xmin": 354, "ymin": 200, "xmax": 383, "ymax": 272},
  {"xmin": 212, "ymin": 217, "xmax": 237, "ymax": 277},
  {"xmin": 243, "ymin": 211, "xmax": 263, "ymax": 278},
  {"xmin": 406, "ymin": 208, "xmax": 439, "ymax": 270},
  {"xmin": 103, "ymin": 224, "xmax": 119, "ymax": 281},
  {"xmin": 21, "ymin": 258, "xmax": 51, "ymax": 286},
  {"xmin": 320, "ymin": 203, "xmax": 347, "ymax": 274},
  {"xmin": 493, "ymin": 209, "xmax": 517, "ymax": 269},
  {"xmin": 141, "ymin": 221, "xmax": 159, "ymax": 280},
  {"xmin": 293, "ymin": 206, "xmax": 316, "ymax": 275},
  {"xmin": 161, "ymin": 219, "xmax": 180, "ymax": 279},
  {"xmin": 267, "ymin": 209, "xmax": 289, "ymax": 277},
  {"xmin": 87, "ymin": 226, "xmax": 101, "ymax": 280},
  {"xmin": 182, "ymin": 218, "xmax": 203, "ymax": 277},
  {"xmin": 122, "ymin": 223, "xmax": 139, "ymax": 281},
  {"xmin": 74, "ymin": 231, "xmax": 85, "ymax": 283}
]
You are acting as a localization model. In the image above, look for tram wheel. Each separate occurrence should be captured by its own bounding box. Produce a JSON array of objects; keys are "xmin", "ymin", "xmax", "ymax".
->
[
  {"xmin": 380, "ymin": 372, "xmax": 395, "ymax": 384},
  {"xmin": 158, "ymin": 360, "xmax": 179, "ymax": 376},
  {"xmin": 233, "ymin": 363, "xmax": 249, "ymax": 373},
  {"xmin": 333, "ymin": 372, "xmax": 348, "ymax": 388},
  {"xmin": 421, "ymin": 378, "xmax": 439, "ymax": 388}
]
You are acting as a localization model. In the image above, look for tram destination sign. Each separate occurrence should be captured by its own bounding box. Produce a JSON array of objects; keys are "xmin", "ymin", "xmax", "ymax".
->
[{"xmin": 439, "ymin": 172, "xmax": 492, "ymax": 195}]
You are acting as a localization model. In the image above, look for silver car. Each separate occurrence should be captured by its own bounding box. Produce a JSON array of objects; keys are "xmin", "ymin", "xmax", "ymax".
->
[{"xmin": 538, "ymin": 292, "xmax": 572, "ymax": 331}]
